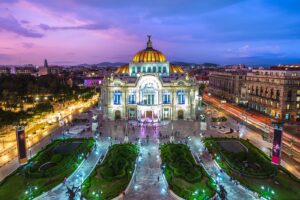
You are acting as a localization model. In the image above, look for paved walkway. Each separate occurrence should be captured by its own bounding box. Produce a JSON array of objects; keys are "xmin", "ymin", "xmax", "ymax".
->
[
  {"xmin": 189, "ymin": 136, "xmax": 260, "ymax": 200},
  {"xmin": 35, "ymin": 138, "xmax": 109, "ymax": 200},
  {"xmin": 125, "ymin": 139, "xmax": 173, "ymax": 200}
]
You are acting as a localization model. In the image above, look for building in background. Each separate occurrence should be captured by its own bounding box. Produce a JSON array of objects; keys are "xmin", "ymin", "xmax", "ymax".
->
[
  {"xmin": 15, "ymin": 66, "xmax": 37, "ymax": 76},
  {"xmin": 208, "ymin": 71, "xmax": 247, "ymax": 104},
  {"xmin": 100, "ymin": 36, "xmax": 199, "ymax": 121},
  {"xmin": 246, "ymin": 66, "xmax": 300, "ymax": 121},
  {"xmin": 0, "ymin": 67, "xmax": 11, "ymax": 75}
]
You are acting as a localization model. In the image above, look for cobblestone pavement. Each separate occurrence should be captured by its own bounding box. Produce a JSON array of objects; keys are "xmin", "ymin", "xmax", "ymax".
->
[{"xmin": 124, "ymin": 138, "xmax": 174, "ymax": 200}]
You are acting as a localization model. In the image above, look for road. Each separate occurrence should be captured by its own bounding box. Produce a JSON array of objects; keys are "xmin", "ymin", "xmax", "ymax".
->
[
  {"xmin": 0, "ymin": 95, "xmax": 98, "ymax": 169},
  {"xmin": 0, "ymin": 96, "xmax": 98, "ymax": 181}
]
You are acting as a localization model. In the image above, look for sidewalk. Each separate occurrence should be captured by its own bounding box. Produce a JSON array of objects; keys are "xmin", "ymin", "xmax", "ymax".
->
[
  {"xmin": 188, "ymin": 136, "xmax": 260, "ymax": 200},
  {"xmin": 124, "ymin": 139, "xmax": 173, "ymax": 200},
  {"xmin": 35, "ymin": 138, "xmax": 109, "ymax": 200}
]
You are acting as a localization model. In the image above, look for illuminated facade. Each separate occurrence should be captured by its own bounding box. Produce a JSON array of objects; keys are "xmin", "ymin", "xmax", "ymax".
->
[{"xmin": 100, "ymin": 36, "xmax": 200, "ymax": 122}]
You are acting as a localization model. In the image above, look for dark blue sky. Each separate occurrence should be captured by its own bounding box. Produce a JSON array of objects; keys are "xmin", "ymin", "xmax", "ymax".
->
[{"xmin": 0, "ymin": 0, "xmax": 299, "ymax": 65}]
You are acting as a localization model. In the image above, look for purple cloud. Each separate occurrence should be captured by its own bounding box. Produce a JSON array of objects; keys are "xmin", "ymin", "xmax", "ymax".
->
[
  {"xmin": 22, "ymin": 42, "xmax": 35, "ymax": 48},
  {"xmin": 0, "ymin": 10, "xmax": 43, "ymax": 38},
  {"xmin": 38, "ymin": 22, "xmax": 112, "ymax": 31}
]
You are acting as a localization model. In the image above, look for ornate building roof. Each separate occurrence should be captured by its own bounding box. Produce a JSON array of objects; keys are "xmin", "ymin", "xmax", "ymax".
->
[
  {"xmin": 115, "ymin": 36, "xmax": 184, "ymax": 74},
  {"xmin": 115, "ymin": 64, "xmax": 183, "ymax": 74},
  {"xmin": 132, "ymin": 35, "xmax": 166, "ymax": 63}
]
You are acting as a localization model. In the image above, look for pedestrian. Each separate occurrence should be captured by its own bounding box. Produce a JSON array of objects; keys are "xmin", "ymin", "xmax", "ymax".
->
[{"xmin": 157, "ymin": 176, "xmax": 160, "ymax": 182}]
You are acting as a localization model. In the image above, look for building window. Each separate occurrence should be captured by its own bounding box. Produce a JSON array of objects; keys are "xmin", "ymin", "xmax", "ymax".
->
[
  {"xmin": 177, "ymin": 90, "xmax": 185, "ymax": 104},
  {"xmin": 287, "ymin": 104, "xmax": 290, "ymax": 110},
  {"xmin": 297, "ymin": 104, "xmax": 299, "ymax": 109},
  {"xmin": 137, "ymin": 66, "xmax": 141, "ymax": 73},
  {"xmin": 287, "ymin": 90, "xmax": 292, "ymax": 101},
  {"xmin": 297, "ymin": 90, "xmax": 300, "ymax": 95},
  {"xmin": 114, "ymin": 90, "xmax": 122, "ymax": 105},
  {"xmin": 147, "ymin": 67, "xmax": 151, "ymax": 73},
  {"xmin": 158, "ymin": 66, "xmax": 162, "ymax": 73},
  {"xmin": 132, "ymin": 67, "xmax": 136, "ymax": 74},
  {"xmin": 128, "ymin": 94, "xmax": 136, "ymax": 104},
  {"xmin": 143, "ymin": 95, "xmax": 154, "ymax": 105},
  {"xmin": 162, "ymin": 94, "xmax": 171, "ymax": 104},
  {"xmin": 142, "ymin": 67, "xmax": 146, "ymax": 73},
  {"xmin": 276, "ymin": 90, "xmax": 280, "ymax": 100},
  {"xmin": 163, "ymin": 67, "xmax": 167, "ymax": 73},
  {"xmin": 297, "ymin": 97, "xmax": 300, "ymax": 102},
  {"xmin": 153, "ymin": 66, "xmax": 157, "ymax": 73}
]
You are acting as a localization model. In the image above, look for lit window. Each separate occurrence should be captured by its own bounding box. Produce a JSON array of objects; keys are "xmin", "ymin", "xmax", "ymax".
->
[
  {"xmin": 128, "ymin": 93, "xmax": 136, "ymax": 104},
  {"xmin": 113, "ymin": 91, "xmax": 122, "ymax": 105},
  {"xmin": 297, "ymin": 90, "xmax": 300, "ymax": 95},
  {"xmin": 287, "ymin": 104, "xmax": 290, "ymax": 110},
  {"xmin": 162, "ymin": 94, "xmax": 171, "ymax": 104},
  {"xmin": 177, "ymin": 90, "xmax": 185, "ymax": 104},
  {"xmin": 297, "ymin": 97, "xmax": 300, "ymax": 102}
]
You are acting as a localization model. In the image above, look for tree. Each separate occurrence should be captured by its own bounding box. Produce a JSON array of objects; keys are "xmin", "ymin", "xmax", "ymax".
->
[
  {"xmin": 66, "ymin": 184, "xmax": 80, "ymax": 200},
  {"xmin": 198, "ymin": 84, "xmax": 206, "ymax": 95}
]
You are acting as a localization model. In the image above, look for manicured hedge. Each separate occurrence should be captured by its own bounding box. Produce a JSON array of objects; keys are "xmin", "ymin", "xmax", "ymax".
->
[
  {"xmin": 160, "ymin": 144, "xmax": 216, "ymax": 200},
  {"xmin": 205, "ymin": 138, "xmax": 275, "ymax": 177},
  {"xmin": 82, "ymin": 144, "xmax": 138, "ymax": 200},
  {"xmin": 204, "ymin": 137, "xmax": 300, "ymax": 200},
  {"xmin": 0, "ymin": 138, "xmax": 95, "ymax": 200}
]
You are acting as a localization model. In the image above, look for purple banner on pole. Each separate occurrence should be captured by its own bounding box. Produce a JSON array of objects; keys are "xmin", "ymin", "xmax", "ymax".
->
[{"xmin": 271, "ymin": 123, "xmax": 283, "ymax": 165}]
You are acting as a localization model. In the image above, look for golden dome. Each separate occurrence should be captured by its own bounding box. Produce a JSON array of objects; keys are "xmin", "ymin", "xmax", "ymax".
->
[{"xmin": 132, "ymin": 36, "xmax": 166, "ymax": 63}]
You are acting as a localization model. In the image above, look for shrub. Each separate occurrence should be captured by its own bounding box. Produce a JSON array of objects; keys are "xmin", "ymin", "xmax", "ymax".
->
[{"xmin": 50, "ymin": 154, "xmax": 63, "ymax": 163}]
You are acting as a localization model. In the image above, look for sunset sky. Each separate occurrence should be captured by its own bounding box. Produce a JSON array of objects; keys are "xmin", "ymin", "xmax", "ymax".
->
[{"xmin": 0, "ymin": 0, "xmax": 299, "ymax": 66}]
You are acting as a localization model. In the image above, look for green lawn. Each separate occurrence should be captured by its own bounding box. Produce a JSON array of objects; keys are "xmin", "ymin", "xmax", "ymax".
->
[
  {"xmin": 0, "ymin": 138, "xmax": 95, "ymax": 200},
  {"xmin": 82, "ymin": 144, "xmax": 138, "ymax": 200},
  {"xmin": 205, "ymin": 137, "xmax": 300, "ymax": 200},
  {"xmin": 160, "ymin": 144, "xmax": 216, "ymax": 200}
]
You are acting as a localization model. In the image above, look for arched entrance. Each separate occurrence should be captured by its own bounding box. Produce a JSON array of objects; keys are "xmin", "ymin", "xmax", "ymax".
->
[
  {"xmin": 178, "ymin": 110, "xmax": 184, "ymax": 119},
  {"xmin": 115, "ymin": 110, "xmax": 121, "ymax": 120}
]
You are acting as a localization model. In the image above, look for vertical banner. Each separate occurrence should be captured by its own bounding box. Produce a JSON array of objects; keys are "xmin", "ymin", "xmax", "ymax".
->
[
  {"xmin": 271, "ymin": 122, "xmax": 284, "ymax": 165},
  {"xmin": 16, "ymin": 126, "xmax": 28, "ymax": 164}
]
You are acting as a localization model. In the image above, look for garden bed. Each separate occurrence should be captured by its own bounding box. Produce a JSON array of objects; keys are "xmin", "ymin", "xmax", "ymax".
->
[
  {"xmin": 204, "ymin": 137, "xmax": 300, "ymax": 200},
  {"xmin": 0, "ymin": 138, "xmax": 94, "ymax": 200},
  {"xmin": 82, "ymin": 144, "xmax": 138, "ymax": 200},
  {"xmin": 160, "ymin": 144, "xmax": 216, "ymax": 200}
]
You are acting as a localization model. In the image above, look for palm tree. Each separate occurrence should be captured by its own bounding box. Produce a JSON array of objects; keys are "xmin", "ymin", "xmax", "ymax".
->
[
  {"xmin": 218, "ymin": 185, "xmax": 227, "ymax": 200},
  {"xmin": 66, "ymin": 184, "xmax": 80, "ymax": 200}
]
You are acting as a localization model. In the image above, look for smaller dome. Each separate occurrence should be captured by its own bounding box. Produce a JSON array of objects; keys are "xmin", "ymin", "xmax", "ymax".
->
[
  {"xmin": 170, "ymin": 65, "xmax": 184, "ymax": 73},
  {"xmin": 115, "ymin": 64, "xmax": 129, "ymax": 74}
]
